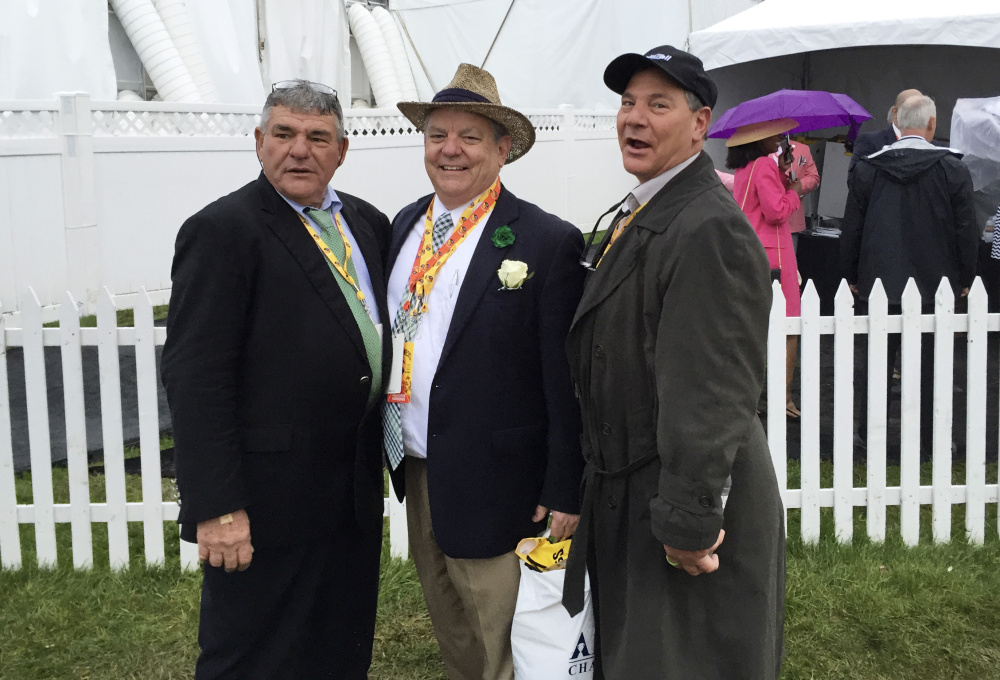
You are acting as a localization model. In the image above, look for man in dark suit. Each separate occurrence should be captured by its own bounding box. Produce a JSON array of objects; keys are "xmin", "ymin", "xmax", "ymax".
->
[
  {"xmin": 850, "ymin": 88, "xmax": 922, "ymax": 171},
  {"xmin": 383, "ymin": 64, "xmax": 586, "ymax": 680},
  {"xmin": 161, "ymin": 80, "xmax": 391, "ymax": 679}
]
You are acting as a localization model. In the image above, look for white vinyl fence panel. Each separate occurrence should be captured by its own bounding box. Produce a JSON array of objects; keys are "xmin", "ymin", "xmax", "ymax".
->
[
  {"xmin": 767, "ymin": 277, "xmax": 1000, "ymax": 547},
  {"xmin": 0, "ymin": 277, "xmax": 998, "ymax": 571}
]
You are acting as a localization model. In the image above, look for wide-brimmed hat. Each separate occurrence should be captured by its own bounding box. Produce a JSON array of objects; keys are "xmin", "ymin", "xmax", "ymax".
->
[
  {"xmin": 397, "ymin": 64, "xmax": 535, "ymax": 163},
  {"xmin": 724, "ymin": 118, "xmax": 798, "ymax": 147},
  {"xmin": 604, "ymin": 45, "xmax": 718, "ymax": 110}
]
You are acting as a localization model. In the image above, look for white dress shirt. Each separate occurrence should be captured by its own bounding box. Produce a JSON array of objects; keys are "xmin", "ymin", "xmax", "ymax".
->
[
  {"xmin": 386, "ymin": 195, "xmax": 493, "ymax": 459},
  {"xmin": 622, "ymin": 152, "xmax": 700, "ymax": 214}
]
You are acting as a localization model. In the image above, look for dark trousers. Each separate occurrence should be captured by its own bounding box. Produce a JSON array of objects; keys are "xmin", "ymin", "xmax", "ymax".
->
[
  {"xmin": 856, "ymin": 302, "xmax": 937, "ymax": 458},
  {"xmin": 195, "ymin": 518, "xmax": 382, "ymax": 680}
]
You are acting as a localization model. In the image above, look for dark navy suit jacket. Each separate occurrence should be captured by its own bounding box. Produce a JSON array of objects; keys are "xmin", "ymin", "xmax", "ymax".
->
[{"xmin": 386, "ymin": 184, "xmax": 586, "ymax": 559}]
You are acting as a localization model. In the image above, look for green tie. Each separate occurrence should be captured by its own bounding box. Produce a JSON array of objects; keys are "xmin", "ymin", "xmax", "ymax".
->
[{"xmin": 305, "ymin": 207, "xmax": 382, "ymax": 406}]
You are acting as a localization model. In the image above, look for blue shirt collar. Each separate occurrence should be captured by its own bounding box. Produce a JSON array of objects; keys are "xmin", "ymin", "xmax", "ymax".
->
[{"xmin": 278, "ymin": 184, "xmax": 342, "ymax": 216}]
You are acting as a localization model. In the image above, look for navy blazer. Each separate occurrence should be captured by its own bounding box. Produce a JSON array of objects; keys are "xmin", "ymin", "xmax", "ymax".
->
[
  {"xmin": 162, "ymin": 173, "xmax": 392, "ymax": 547},
  {"xmin": 386, "ymin": 184, "xmax": 586, "ymax": 559}
]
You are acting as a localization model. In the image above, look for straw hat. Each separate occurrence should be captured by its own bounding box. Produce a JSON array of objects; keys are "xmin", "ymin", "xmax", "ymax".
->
[
  {"xmin": 724, "ymin": 118, "xmax": 798, "ymax": 147},
  {"xmin": 397, "ymin": 64, "xmax": 535, "ymax": 163}
]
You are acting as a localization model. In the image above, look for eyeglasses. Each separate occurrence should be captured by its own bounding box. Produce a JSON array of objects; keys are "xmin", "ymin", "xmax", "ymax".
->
[
  {"xmin": 578, "ymin": 201, "xmax": 625, "ymax": 271},
  {"xmin": 271, "ymin": 80, "xmax": 338, "ymax": 98}
]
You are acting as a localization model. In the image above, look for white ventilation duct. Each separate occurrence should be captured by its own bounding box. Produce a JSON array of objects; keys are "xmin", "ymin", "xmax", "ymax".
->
[
  {"xmin": 347, "ymin": 4, "xmax": 402, "ymax": 108},
  {"xmin": 117, "ymin": 90, "xmax": 145, "ymax": 102},
  {"xmin": 109, "ymin": 0, "xmax": 200, "ymax": 103},
  {"xmin": 152, "ymin": 0, "xmax": 217, "ymax": 103},
  {"xmin": 371, "ymin": 7, "xmax": 419, "ymax": 102}
]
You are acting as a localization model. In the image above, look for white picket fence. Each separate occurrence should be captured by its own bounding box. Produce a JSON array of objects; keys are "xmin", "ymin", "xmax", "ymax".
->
[
  {"xmin": 767, "ymin": 277, "xmax": 999, "ymax": 546},
  {"xmin": 1, "ymin": 279, "xmax": 998, "ymax": 571}
]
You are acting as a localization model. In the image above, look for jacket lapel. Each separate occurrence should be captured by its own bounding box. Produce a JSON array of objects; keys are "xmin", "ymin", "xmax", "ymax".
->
[
  {"xmin": 570, "ymin": 228, "xmax": 643, "ymax": 329},
  {"xmin": 255, "ymin": 176, "xmax": 368, "ymax": 364},
  {"xmin": 388, "ymin": 196, "xmax": 433, "ymax": 272},
  {"xmin": 570, "ymin": 152, "xmax": 720, "ymax": 332},
  {"xmin": 437, "ymin": 185, "xmax": 519, "ymax": 369}
]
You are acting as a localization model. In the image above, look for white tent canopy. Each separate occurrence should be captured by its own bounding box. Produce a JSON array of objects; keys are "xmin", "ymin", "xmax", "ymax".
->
[
  {"xmin": 689, "ymin": 0, "xmax": 1000, "ymax": 71},
  {"xmin": 390, "ymin": 0, "xmax": 757, "ymax": 110}
]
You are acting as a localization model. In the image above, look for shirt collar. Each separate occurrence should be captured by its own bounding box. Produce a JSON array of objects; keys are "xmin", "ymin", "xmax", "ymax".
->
[
  {"xmin": 892, "ymin": 123, "xmax": 901, "ymax": 139},
  {"xmin": 626, "ymin": 152, "xmax": 700, "ymax": 212},
  {"xmin": 278, "ymin": 184, "xmax": 340, "ymax": 216}
]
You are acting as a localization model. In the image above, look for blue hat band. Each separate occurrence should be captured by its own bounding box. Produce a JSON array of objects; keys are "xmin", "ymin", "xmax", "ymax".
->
[{"xmin": 431, "ymin": 88, "xmax": 491, "ymax": 104}]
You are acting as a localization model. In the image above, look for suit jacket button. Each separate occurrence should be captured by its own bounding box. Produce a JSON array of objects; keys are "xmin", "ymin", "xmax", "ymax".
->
[
  {"xmin": 608, "ymin": 495, "xmax": 618, "ymax": 509},
  {"xmin": 601, "ymin": 423, "xmax": 612, "ymax": 435},
  {"xmin": 594, "ymin": 344, "xmax": 605, "ymax": 358},
  {"xmin": 698, "ymin": 495, "xmax": 713, "ymax": 508},
  {"xmin": 360, "ymin": 376, "xmax": 371, "ymax": 386}
]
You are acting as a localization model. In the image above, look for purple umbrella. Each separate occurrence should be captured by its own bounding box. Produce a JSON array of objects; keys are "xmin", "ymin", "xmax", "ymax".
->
[{"xmin": 709, "ymin": 89, "xmax": 872, "ymax": 144}]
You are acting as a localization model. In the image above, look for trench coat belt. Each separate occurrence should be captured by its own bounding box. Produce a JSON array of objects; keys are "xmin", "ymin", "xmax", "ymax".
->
[{"xmin": 562, "ymin": 450, "xmax": 660, "ymax": 617}]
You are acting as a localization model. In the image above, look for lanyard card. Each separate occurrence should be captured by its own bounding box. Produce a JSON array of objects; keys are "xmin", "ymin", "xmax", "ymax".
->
[{"xmin": 387, "ymin": 336, "xmax": 413, "ymax": 403}]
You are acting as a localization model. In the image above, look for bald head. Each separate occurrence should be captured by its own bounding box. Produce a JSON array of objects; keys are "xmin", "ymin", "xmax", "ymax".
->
[{"xmin": 887, "ymin": 88, "xmax": 922, "ymax": 125}]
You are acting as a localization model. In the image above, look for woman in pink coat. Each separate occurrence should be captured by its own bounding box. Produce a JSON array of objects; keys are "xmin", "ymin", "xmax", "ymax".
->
[{"xmin": 727, "ymin": 118, "xmax": 804, "ymax": 418}]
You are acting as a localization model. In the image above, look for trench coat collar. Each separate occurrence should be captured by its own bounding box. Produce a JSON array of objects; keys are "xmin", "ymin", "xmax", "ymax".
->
[
  {"xmin": 571, "ymin": 151, "xmax": 720, "ymax": 326},
  {"xmin": 254, "ymin": 172, "xmax": 370, "ymax": 367}
]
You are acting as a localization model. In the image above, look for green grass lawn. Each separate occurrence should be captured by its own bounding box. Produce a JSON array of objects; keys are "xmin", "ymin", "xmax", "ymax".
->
[{"xmin": 2, "ymin": 461, "xmax": 998, "ymax": 679}]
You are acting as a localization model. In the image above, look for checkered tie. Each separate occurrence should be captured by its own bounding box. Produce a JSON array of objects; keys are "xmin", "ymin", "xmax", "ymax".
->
[
  {"xmin": 305, "ymin": 207, "xmax": 382, "ymax": 406},
  {"xmin": 383, "ymin": 211, "xmax": 454, "ymax": 469}
]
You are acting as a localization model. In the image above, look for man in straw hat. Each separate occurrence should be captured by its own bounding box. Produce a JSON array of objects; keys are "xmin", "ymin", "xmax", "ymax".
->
[
  {"xmin": 562, "ymin": 46, "xmax": 785, "ymax": 679},
  {"xmin": 385, "ymin": 63, "xmax": 586, "ymax": 679}
]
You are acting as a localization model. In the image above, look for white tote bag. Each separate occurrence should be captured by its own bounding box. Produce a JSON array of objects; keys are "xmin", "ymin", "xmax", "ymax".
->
[{"xmin": 511, "ymin": 562, "xmax": 595, "ymax": 679}]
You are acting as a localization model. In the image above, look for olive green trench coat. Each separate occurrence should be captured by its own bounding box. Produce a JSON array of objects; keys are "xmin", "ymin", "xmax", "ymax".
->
[{"xmin": 563, "ymin": 152, "xmax": 785, "ymax": 679}]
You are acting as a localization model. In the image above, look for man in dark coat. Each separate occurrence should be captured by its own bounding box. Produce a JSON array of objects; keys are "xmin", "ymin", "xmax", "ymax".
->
[
  {"xmin": 841, "ymin": 94, "xmax": 978, "ymax": 456},
  {"xmin": 562, "ymin": 46, "xmax": 785, "ymax": 680},
  {"xmin": 161, "ymin": 80, "xmax": 391, "ymax": 679},
  {"xmin": 384, "ymin": 64, "xmax": 586, "ymax": 680},
  {"xmin": 849, "ymin": 88, "xmax": 922, "ymax": 172}
]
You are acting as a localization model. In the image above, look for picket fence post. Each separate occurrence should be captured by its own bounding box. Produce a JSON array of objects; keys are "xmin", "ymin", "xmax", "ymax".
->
[
  {"xmin": 799, "ymin": 282, "xmax": 821, "ymax": 543},
  {"xmin": 60, "ymin": 291, "xmax": 94, "ymax": 568},
  {"xmin": 832, "ymin": 282, "xmax": 854, "ymax": 543},
  {"xmin": 931, "ymin": 281, "xmax": 955, "ymax": 543},
  {"xmin": 135, "ymin": 289, "xmax": 165, "ymax": 565},
  {"xmin": 898, "ymin": 281, "xmax": 922, "ymax": 546},
  {"xmin": 98, "ymin": 287, "xmax": 130, "ymax": 569},
  {"xmin": 22, "ymin": 288, "xmax": 58, "ymax": 567},
  {"xmin": 965, "ymin": 280, "xmax": 988, "ymax": 544},
  {"xmin": 866, "ymin": 281, "xmax": 890, "ymax": 542},
  {"xmin": 0, "ymin": 301, "xmax": 21, "ymax": 569},
  {"xmin": 766, "ymin": 281, "xmax": 787, "ymax": 525}
]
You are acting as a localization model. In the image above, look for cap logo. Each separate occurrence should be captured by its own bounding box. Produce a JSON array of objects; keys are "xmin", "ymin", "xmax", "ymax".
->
[{"xmin": 648, "ymin": 54, "xmax": 672, "ymax": 61}]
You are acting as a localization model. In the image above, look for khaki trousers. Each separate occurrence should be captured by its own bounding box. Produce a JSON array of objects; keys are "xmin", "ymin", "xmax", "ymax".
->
[{"xmin": 405, "ymin": 457, "xmax": 521, "ymax": 680}]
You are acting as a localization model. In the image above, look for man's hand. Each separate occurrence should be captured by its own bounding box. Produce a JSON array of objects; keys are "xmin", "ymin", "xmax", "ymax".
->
[
  {"xmin": 848, "ymin": 283, "xmax": 859, "ymax": 294},
  {"xmin": 197, "ymin": 509, "xmax": 253, "ymax": 573},
  {"xmin": 664, "ymin": 529, "xmax": 725, "ymax": 576},
  {"xmin": 532, "ymin": 505, "xmax": 580, "ymax": 542},
  {"xmin": 961, "ymin": 287, "xmax": 970, "ymax": 297}
]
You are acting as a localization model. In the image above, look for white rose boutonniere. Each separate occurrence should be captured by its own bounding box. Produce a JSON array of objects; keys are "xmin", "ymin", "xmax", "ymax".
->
[{"xmin": 497, "ymin": 259, "xmax": 533, "ymax": 290}]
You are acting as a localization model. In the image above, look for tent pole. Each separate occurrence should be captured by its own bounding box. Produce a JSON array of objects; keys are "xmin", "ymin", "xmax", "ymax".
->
[
  {"xmin": 480, "ymin": 0, "xmax": 516, "ymax": 69},
  {"xmin": 394, "ymin": 10, "xmax": 437, "ymax": 93}
]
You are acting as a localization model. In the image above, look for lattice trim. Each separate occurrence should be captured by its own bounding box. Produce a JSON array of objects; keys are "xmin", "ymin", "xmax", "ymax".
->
[
  {"xmin": 91, "ymin": 110, "xmax": 260, "ymax": 137},
  {"xmin": 0, "ymin": 110, "xmax": 57, "ymax": 138}
]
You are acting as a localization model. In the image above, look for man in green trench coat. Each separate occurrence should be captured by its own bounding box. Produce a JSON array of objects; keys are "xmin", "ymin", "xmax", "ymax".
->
[{"xmin": 562, "ymin": 45, "xmax": 785, "ymax": 679}]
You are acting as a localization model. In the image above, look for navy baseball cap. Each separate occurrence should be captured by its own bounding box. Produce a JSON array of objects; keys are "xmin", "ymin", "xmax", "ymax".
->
[{"xmin": 604, "ymin": 45, "xmax": 718, "ymax": 110}]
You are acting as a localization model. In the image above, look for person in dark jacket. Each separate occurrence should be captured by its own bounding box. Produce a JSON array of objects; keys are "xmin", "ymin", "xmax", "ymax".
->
[
  {"xmin": 562, "ymin": 45, "xmax": 784, "ymax": 680},
  {"xmin": 841, "ymin": 94, "xmax": 979, "ymax": 457}
]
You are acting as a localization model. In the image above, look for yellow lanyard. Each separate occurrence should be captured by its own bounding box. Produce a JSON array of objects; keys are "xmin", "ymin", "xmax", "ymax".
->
[
  {"xmin": 402, "ymin": 178, "xmax": 500, "ymax": 315},
  {"xmin": 298, "ymin": 211, "xmax": 370, "ymax": 315},
  {"xmin": 597, "ymin": 201, "xmax": 647, "ymax": 267}
]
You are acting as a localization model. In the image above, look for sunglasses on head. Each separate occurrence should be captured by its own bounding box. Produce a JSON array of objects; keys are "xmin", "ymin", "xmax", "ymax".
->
[{"xmin": 271, "ymin": 80, "xmax": 338, "ymax": 98}]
